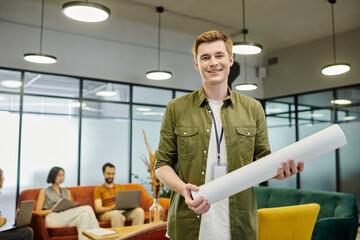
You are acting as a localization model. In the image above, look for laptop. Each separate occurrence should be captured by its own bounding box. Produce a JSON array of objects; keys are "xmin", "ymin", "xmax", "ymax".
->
[
  {"xmin": 16, "ymin": 200, "xmax": 34, "ymax": 227},
  {"xmin": 114, "ymin": 190, "xmax": 141, "ymax": 210},
  {"xmin": 0, "ymin": 200, "xmax": 33, "ymax": 232}
]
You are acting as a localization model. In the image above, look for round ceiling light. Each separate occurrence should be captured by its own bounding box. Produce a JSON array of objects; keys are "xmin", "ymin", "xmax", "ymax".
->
[
  {"xmin": 24, "ymin": 53, "xmax": 57, "ymax": 64},
  {"xmin": 62, "ymin": 1, "xmax": 111, "ymax": 22},
  {"xmin": 233, "ymin": 42, "xmax": 263, "ymax": 55},
  {"xmin": 146, "ymin": 71, "xmax": 172, "ymax": 81},
  {"xmin": 235, "ymin": 83, "xmax": 258, "ymax": 91},
  {"xmin": 321, "ymin": 63, "xmax": 350, "ymax": 76}
]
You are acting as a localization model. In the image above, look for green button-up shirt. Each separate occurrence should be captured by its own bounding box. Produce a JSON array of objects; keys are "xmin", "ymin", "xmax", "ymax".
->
[{"xmin": 155, "ymin": 87, "xmax": 271, "ymax": 240}]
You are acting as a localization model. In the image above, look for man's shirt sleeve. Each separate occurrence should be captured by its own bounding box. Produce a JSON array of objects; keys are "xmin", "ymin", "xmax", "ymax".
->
[{"xmin": 155, "ymin": 100, "xmax": 178, "ymax": 170}]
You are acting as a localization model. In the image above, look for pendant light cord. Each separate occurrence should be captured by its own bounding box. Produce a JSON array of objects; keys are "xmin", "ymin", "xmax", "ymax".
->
[
  {"xmin": 242, "ymin": 0, "xmax": 247, "ymax": 42},
  {"xmin": 157, "ymin": 10, "xmax": 161, "ymax": 70},
  {"xmin": 331, "ymin": 3, "xmax": 336, "ymax": 63},
  {"xmin": 244, "ymin": 56, "xmax": 247, "ymax": 84},
  {"xmin": 39, "ymin": 0, "xmax": 45, "ymax": 54}
]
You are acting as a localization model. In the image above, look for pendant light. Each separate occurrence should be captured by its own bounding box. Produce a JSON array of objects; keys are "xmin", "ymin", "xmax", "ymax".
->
[
  {"xmin": 62, "ymin": 1, "xmax": 110, "ymax": 22},
  {"xmin": 24, "ymin": 0, "xmax": 57, "ymax": 64},
  {"xmin": 233, "ymin": 0, "xmax": 263, "ymax": 55},
  {"xmin": 235, "ymin": 56, "xmax": 257, "ymax": 91},
  {"xmin": 146, "ymin": 7, "xmax": 172, "ymax": 81},
  {"xmin": 321, "ymin": 0, "xmax": 350, "ymax": 76}
]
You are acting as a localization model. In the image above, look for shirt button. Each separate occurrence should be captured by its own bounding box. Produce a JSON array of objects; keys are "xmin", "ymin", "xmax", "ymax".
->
[
  {"xmin": 204, "ymin": 150, "xmax": 206, "ymax": 154},
  {"xmin": 209, "ymin": 110, "xmax": 211, "ymax": 113},
  {"xmin": 206, "ymin": 129, "xmax": 209, "ymax": 132},
  {"xmin": 184, "ymin": 132, "xmax": 187, "ymax": 135},
  {"xmin": 248, "ymin": 132, "xmax": 250, "ymax": 135},
  {"xmin": 201, "ymin": 171, "xmax": 204, "ymax": 175},
  {"xmin": 197, "ymin": 215, "xmax": 200, "ymax": 218}
]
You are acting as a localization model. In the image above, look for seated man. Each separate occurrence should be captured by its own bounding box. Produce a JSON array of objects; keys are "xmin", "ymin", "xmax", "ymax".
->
[
  {"xmin": 94, "ymin": 163, "xmax": 144, "ymax": 227},
  {"xmin": 0, "ymin": 168, "xmax": 33, "ymax": 240}
]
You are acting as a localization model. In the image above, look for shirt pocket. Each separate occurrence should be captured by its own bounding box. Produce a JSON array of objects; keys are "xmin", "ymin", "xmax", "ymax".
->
[
  {"xmin": 174, "ymin": 127, "xmax": 199, "ymax": 160},
  {"xmin": 235, "ymin": 127, "xmax": 256, "ymax": 164}
]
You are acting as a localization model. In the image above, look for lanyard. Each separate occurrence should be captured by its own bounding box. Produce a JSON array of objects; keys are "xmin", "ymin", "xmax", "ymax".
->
[
  {"xmin": 209, "ymin": 105, "xmax": 224, "ymax": 165},
  {"xmin": 105, "ymin": 185, "xmax": 116, "ymax": 202}
]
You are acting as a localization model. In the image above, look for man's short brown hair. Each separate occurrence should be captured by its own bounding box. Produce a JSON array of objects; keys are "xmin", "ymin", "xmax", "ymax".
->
[{"xmin": 191, "ymin": 30, "xmax": 233, "ymax": 61}]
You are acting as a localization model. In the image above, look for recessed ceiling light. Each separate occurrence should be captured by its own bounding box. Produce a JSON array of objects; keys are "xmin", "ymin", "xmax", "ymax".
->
[
  {"xmin": 343, "ymin": 116, "xmax": 356, "ymax": 120},
  {"xmin": 330, "ymin": 99, "xmax": 352, "ymax": 105},
  {"xmin": 267, "ymin": 108, "xmax": 284, "ymax": 113},
  {"xmin": 70, "ymin": 102, "xmax": 86, "ymax": 108},
  {"xmin": 96, "ymin": 91, "xmax": 117, "ymax": 97},
  {"xmin": 1, "ymin": 80, "xmax": 22, "ymax": 88},
  {"xmin": 310, "ymin": 113, "xmax": 324, "ymax": 117},
  {"xmin": 137, "ymin": 107, "xmax": 151, "ymax": 112}
]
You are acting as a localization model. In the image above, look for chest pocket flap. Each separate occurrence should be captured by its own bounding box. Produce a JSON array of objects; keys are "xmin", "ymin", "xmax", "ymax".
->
[
  {"xmin": 175, "ymin": 127, "xmax": 199, "ymax": 137},
  {"xmin": 236, "ymin": 127, "xmax": 256, "ymax": 137}
]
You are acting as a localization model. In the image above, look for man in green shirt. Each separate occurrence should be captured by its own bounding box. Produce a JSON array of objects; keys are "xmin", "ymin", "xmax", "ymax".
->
[{"xmin": 155, "ymin": 30, "xmax": 304, "ymax": 240}]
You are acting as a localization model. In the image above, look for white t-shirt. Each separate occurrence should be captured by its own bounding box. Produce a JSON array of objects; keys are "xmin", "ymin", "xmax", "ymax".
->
[{"xmin": 198, "ymin": 99, "xmax": 231, "ymax": 240}]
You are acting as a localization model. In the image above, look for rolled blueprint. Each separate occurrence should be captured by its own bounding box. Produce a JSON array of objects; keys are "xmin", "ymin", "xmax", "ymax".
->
[{"xmin": 192, "ymin": 124, "xmax": 347, "ymax": 204}]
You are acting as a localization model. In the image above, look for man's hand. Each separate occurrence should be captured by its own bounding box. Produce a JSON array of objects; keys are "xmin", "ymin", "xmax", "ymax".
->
[
  {"xmin": 273, "ymin": 159, "xmax": 304, "ymax": 180},
  {"xmin": 184, "ymin": 183, "xmax": 210, "ymax": 215}
]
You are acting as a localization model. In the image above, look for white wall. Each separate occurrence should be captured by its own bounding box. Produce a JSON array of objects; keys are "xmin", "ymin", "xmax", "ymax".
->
[{"xmin": 263, "ymin": 28, "xmax": 360, "ymax": 99}]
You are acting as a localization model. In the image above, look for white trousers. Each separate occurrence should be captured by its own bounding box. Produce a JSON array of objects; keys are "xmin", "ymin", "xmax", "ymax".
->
[
  {"xmin": 99, "ymin": 207, "xmax": 144, "ymax": 227},
  {"xmin": 45, "ymin": 205, "xmax": 99, "ymax": 240}
]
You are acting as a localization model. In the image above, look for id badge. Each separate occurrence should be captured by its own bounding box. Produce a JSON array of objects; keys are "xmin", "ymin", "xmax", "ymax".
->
[{"xmin": 212, "ymin": 163, "xmax": 227, "ymax": 180}]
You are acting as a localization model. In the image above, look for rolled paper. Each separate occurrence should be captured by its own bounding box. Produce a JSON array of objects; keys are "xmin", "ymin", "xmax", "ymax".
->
[{"xmin": 191, "ymin": 124, "xmax": 347, "ymax": 204}]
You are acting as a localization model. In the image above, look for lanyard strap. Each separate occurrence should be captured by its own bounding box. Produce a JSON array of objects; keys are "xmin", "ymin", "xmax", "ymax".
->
[
  {"xmin": 209, "ymin": 105, "xmax": 224, "ymax": 165},
  {"xmin": 105, "ymin": 185, "xmax": 116, "ymax": 202}
]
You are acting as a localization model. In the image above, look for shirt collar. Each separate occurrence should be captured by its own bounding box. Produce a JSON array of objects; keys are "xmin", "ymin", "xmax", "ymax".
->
[{"xmin": 197, "ymin": 85, "xmax": 235, "ymax": 107}]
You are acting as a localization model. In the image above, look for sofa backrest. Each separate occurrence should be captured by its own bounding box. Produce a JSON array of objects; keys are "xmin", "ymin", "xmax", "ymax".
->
[
  {"xmin": 18, "ymin": 183, "xmax": 152, "ymax": 211},
  {"xmin": 254, "ymin": 186, "xmax": 357, "ymax": 220}
]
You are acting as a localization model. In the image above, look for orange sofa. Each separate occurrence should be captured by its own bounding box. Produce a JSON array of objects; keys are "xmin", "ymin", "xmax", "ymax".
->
[{"xmin": 18, "ymin": 183, "xmax": 170, "ymax": 240}]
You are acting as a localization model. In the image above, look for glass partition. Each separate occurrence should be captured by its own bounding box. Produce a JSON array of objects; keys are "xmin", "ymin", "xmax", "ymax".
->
[
  {"xmin": 20, "ymin": 96, "xmax": 79, "ymax": 191},
  {"xmin": 0, "ymin": 69, "xmax": 22, "ymax": 93},
  {"xmin": 83, "ymin": 80, "xmax": 130, "ymax": 102},
  {"xmin": 24, "ymin": 72, "xmax": 80, "ymax": 97},
  {"xmin": 80, "ymin": 101, "xmax": 130, "ymax": 185},
  {"xmin": 0, "ymin": 93, "xmax": 20, "ymax": 227},
  {"xmin": 133, "ymin": 86, "xmax": 172, "ymax": 105},
  {"xmin": 131, "ymin": 105, "xmax": 165, "ymax": 196},
  {"xmin": 339, "ymin": 117, "xmax": 360, "ymax": 206}
]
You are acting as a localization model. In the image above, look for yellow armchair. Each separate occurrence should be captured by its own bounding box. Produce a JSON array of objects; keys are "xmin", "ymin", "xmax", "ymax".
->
[{"xmin": 258, "ymin": 203, "xmax": 320, "ymax": 240}]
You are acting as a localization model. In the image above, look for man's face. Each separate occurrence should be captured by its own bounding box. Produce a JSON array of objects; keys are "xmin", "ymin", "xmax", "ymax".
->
[
  {"xmin": 103, "ymin": 167, "xmax": 115, "ymax": 184},
  {"xmin": 194, "ymin": 40, "xmax": 233, "ymax": 86}
]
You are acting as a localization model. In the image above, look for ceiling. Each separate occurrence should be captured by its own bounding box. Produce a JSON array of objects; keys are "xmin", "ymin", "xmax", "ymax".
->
[{"xmin": 1, "ymin": 0, "xmax": 360, "ymax": 55}]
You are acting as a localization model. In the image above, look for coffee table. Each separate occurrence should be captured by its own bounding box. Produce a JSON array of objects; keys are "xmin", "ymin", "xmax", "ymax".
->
[{"xmin": 83, "ymin": 223, "xmax": 159, "ymax": 240}]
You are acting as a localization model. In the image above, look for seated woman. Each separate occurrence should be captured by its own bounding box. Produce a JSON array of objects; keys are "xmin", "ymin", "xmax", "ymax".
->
[{"xmin": 35, "ymin": 167, "xmax": 99, "ymax": 240}]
